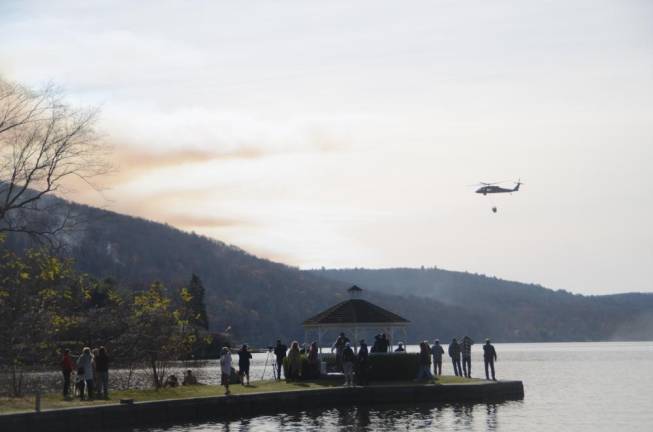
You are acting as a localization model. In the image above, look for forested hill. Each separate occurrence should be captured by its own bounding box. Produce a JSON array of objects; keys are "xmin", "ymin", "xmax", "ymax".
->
[
  {"xmin": 309, "ymin": 268, "xmax": 653, "ymax": 341},
  {"xmin": 5, "ymin": 198, "xmax": 653, "ymax": 344}
]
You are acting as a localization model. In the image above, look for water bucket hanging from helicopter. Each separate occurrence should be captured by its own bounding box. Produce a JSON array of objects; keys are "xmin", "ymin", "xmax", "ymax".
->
[{"xmin": 469, "ymin": 179, "xmax": 523, "ymax": 213}]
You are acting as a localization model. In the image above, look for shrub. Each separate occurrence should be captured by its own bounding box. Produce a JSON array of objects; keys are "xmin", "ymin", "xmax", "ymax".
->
[
  {"xmin": 318, "ymin": 352, "xmax": 420, "ymax": 381},
  {"xmin": 367, "ymin": 353, "xmax": 419, "ymax": 381}
]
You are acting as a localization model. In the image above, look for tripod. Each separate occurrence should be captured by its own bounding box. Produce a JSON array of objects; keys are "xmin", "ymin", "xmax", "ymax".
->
[{"xmin": 261, "ymin": 349, "xmax": 277, "ymax": 381}]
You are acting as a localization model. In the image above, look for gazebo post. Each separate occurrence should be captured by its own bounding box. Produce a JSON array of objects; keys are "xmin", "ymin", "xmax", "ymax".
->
[{"xmin": 353, "ymin": 327, "xmax": 358, "ymax": 354}]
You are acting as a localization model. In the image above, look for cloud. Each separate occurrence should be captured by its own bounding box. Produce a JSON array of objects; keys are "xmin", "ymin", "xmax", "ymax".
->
[
  {"xmin": 161, "ymin": 213, "xmax": 248, "ymax": 229},
  {"xmin": 113, "ymin": 145, "xmax": 265, "ymax": 175}
]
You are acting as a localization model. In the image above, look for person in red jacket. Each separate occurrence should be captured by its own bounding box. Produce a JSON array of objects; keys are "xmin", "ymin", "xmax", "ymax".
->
[{"xmin": 61, "ymin": 348, "xmax": 75, "ymax": 398}]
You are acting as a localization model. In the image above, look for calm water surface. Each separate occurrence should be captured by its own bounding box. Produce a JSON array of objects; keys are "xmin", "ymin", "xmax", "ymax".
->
[{"xmin": 127, "ymin": 342, "xmax": 652, "ymax": 431}]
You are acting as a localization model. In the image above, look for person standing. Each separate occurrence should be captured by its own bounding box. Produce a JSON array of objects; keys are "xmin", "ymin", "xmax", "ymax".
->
[
  {"xmin": 331, "ymin": 332, "xmax": 350, "ymax": 371},
  {"xmin": 483, "ymin": 339, "xmax": 498, "ymax": 381},
  {"xmin": 60, "ymin": 349, "xmax": 75, "ymax": 399},
  {"xmin": 371, "ymin": 334, "xmax": 381, "ymax": 353},
  {"xmin": 95, "ymin": 346, "xmax": 110, "ymax": 399},
  {"xmin": 342, "ymin": 342, "xmax": 355, "ymax": 386},
  {"xmin": 273, "ymin": 339, "xmax": 287, "ymax": 380},
  {"xmin": 356, "ymin": 339, "xmax": 369, "ymax": 385},
  {"xmin": 461, "ymin": 336, "xmax": 474, "ymax": 378},
  {"xmin": 220, "ymin": 347, "xmax": 233, "ymax": 395},
  {"xmin": 431, "ymin": 340, "xmax": 444, "ymax": 376},
  {"xmin": 307, "ymin": 341, "xmax": 320, "ymax": 379},
  {"xmin": 237, "ymin": 344, "xmax": 252, "ymax": 385},
  {"xmin": 287, "ymin": 341, "xmax": 302, "ymax": 380},
  {"xmin": 416, "ymin": 342, "xmax": 434, "ymax": 381},
  {"xmin": 76, "ymin": 347, "xmax": 95, "ymax": 400},
  {"xmin": 448, "ymin": 338, "xmax": 462, "ymax": 377},
  {"xmin": 379, "ymin": 333, "xmax": 389, "ymax": 352}
]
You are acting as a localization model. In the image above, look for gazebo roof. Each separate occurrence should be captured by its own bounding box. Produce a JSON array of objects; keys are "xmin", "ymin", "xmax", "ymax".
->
[{"xmin": 303, "ymin": 298, "xmax": 409, "ymax": 327}]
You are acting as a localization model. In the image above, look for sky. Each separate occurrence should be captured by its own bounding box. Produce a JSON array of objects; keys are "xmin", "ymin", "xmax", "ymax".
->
[{"xmin": 1, "ymin": 0, "xmax": 652, "ymax": 295}]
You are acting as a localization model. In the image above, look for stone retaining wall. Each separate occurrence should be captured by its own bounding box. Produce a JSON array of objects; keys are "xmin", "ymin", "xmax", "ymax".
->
[{"xmin": 0, "ymin": 381, "xmax": 524, "ymax": 432}]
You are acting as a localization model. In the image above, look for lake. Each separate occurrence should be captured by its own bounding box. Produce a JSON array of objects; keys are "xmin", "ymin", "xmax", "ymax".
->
[{"xmin": 123, "ymin": 341, "xmax": 653, "ymax": 432}]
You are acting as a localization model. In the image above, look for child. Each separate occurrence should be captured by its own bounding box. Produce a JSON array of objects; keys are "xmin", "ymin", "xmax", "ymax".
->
[{"xmin": 75, "ymin": 367, "xmax": 85, "ymax": 399}]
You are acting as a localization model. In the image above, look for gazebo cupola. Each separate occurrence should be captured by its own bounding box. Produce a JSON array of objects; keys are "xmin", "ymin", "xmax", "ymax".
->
[
  {"xmin": 303, "ymin": 285, "xmax": 409, "ymax": 353},
  {"xmin": 348, "ymin": 285, "xmax": 363, "ymax": 298}
]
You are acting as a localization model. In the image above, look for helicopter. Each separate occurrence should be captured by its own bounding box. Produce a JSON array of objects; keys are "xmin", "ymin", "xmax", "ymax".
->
[
  {"xmin": 475, "ymin": 180, "xmax": 522, "ymax": 195},
  {"xmin": 471, "ymin": 180, "xmax": 523, "ymax": 213}
]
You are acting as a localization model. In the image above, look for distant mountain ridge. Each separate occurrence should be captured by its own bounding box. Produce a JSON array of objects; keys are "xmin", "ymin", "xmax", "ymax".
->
[
  {"xmin": 309, "ymin": 268, "xmax": 653, "ymax": 341},
  {"xmin": 5, "ymin": 196, "xmax": 653, "ymax": 344}
]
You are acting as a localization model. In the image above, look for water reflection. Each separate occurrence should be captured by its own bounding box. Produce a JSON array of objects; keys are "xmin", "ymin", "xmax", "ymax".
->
[
  {"xmin": 135, "ymin": 402, "xmax": 506, "ymax": 432},
  {"xmin": 486, "ymin": 403, "xmax": 498, "ymax": 430}
]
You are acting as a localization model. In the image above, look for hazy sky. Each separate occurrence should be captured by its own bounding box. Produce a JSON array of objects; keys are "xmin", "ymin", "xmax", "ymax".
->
[{"xmin": 2, "ymin": 0, "xmax": 652, "ymax": 294}]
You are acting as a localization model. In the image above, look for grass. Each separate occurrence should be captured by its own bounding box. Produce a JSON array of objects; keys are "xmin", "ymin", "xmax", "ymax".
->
[{"xmin": 0, "ymin": 375, "xmax": 482, "ymax": 415}]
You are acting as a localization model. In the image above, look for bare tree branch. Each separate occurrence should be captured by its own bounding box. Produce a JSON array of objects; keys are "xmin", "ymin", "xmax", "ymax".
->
[{"xmin": 0, "ymin": 77, "xmax": 111, "ymax": 242}]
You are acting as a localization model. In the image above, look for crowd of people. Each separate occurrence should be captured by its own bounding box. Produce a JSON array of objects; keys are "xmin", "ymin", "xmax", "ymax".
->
[
  {"xmin": 60, "ymin": 346, "xmax": 204, "ymax": 400},
  {"xmin": 414, "ymin": 336, "xmax": 498, "ymax": 381},
  {"xmin": 215, "ymin": 334, "xmax": 499, "ymax": 393},
  {"xmin": 60, "ymin": 346, "xmax": 110, "ymax": 400},
  {"xmin": 62, "ymin": 336, "xmax": 499, "ymax": 399}
]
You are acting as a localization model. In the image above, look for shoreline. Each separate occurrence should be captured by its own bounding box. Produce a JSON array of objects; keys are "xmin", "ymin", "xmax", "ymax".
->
[{"xmin": 0, "ymin": 379, "xmax": 524, "ymax": 432}]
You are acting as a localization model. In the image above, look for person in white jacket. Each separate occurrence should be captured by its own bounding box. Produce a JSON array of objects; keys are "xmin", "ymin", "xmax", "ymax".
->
[
  {"xmin": 76, "ymin": 347, "xmax": 95, "ymax": 400},
  {"xmin": 220, "ymin": 347, "xmax": 233, "ymax": 395}
]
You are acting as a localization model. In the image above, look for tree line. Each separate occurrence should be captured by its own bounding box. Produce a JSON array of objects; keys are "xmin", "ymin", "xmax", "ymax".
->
[{"xmin": 0, "ymin": 241, "xmax": 216, "ymax": 397}]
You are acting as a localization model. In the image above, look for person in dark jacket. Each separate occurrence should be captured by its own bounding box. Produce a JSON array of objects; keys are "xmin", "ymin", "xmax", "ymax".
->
[
  {"xmin": 306, "ymin": 341, "xmax": 320, "ymax": 379},
  {"xmin": 460, "ymin": 336, "xmax": 474, "ymax": 378},
  {"xmin": 379, "ymin": 333, "xmax": 389, "ymax": 352},
  {"xmin": 95, "ymin": 346, "xmax": 110, "ymax": 399},
  {"xmin": 331, "ymin": 332, "xmax": 350, "ymax": 371},
  {"xmin": 61, "ymin": 349, "xmax": 75, "ymax": 398},
  {"xmin": 356, "ymin": 339, "xmax": 369, "ymax": 385},
  {"xmin": 371, "ymin": 334, "xmax": 381, "ymax": 353},
  {"xmin": 237, "ymin": 344, "xmax": 253, "ymax": 385},
  {"xmin": 483, "ymin": 339, "xmax": 498, "ymax": 381},
  {"xmin": 416, "ymin": 341, "xmax": 434, "ymax": 381},
  {"xmin": 448, "ymin": 338, "xmax": 462, "ymax": 377},
  {"xmin": 274, "ymin": 340, "xmax": 287, "ymax": 380},
  {"xmin": 394, "ymin": 342, "xmax": 405, "ymax": 352},
  {"xmin": 431, "ymin": 340, "xmax": 444, "ymax": 376},
  {"xmin": 183, "ymin": 369, "xmax": 199, "ymax": 385},
  {"xmin": 342, "ymin": 342, "xmax": 356, "ymax": 386}
]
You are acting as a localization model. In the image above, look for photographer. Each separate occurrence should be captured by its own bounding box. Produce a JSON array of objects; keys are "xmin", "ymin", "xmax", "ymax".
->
[{"xmin": 273, "ymin": 339, "xmax": 287, "ymax": 380}]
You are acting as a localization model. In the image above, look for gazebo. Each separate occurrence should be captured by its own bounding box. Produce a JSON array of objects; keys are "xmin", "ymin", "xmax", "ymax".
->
[{"xmin": 303, "ymin": 285, "xmax": 410, "ymax": 353}]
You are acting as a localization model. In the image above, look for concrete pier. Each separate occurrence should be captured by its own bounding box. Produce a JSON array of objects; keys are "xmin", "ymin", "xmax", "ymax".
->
[{"xmin": 0, "ymin": 381, "xmax": 524, "ymax": 432}]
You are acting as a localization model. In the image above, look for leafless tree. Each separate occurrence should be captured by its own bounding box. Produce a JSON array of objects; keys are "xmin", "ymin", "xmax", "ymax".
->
[{"xmin": 0, "ymin": 77, "xmax": 110, "ymax": 243}]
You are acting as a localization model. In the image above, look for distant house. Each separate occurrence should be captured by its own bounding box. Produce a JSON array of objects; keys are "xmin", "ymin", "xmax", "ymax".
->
[{"xmin": 303, "ymin": 285, "xmax": 409, "ymax": 352}]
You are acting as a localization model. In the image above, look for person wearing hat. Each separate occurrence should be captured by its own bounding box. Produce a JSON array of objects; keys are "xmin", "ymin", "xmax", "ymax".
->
[
  {"xmin": 431, "ymin": 339, "xmax": 444, "ymax": 376},
  {"xmin": 341, "ymin": 341, "xmax": 356, "ymax": 386},
  {"xmin": 483, "ymin": 339, "xmax": 498, "ymax": 381}
]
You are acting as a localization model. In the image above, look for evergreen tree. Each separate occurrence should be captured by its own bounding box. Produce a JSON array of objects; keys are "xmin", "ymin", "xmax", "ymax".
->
[{"xmin": 188, "ymin": 274, "xmax": 209, "ymax": 330}]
